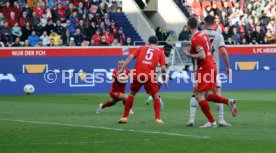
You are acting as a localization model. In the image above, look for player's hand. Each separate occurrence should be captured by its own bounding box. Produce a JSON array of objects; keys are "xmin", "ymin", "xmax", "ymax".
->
[
  {"xmin": 183, "ymin": 47, "xmax": 191, "ymax": 57},
  {"xmin": 226, "ymin": 67, "xmax": 231, "ymax": 77},
  {"xmin": 163, "ymin": 82, "xmax": 168, "ymax": 89},
  {"xmin": 116, "ymin": 69, "xmax": 124, "ymax": 76}
]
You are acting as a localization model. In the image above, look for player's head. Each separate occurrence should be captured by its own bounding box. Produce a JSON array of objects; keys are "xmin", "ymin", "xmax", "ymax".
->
[
  {"xmin": 148, "ymin": 35, "xmax": 158, "ymax": 45},
  {"xmin": 187, "ymin": 16, "xmax": 198, "ymax": 30},
  {"xmin": 164, "ymin": 43, "xmax": 172, "ymax": 57},
  {"xmin": 117, "ymin": 59, "xmax": 125, "ymax": 69},
  {"xmin": 204, "ymin": 15, "xmax": 215, "ymax": 27}
]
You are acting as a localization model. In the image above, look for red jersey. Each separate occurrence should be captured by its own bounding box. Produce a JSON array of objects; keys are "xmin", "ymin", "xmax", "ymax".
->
[
  {"xmin": 132, "ymin": 45, "xmax": 166, "ymax": 75},
  {"xmin": 110, "ymin": 68, "xmax": 130, "ymax": 93},
  {"xmin": 191, "ymin": 31, "xmax": 215, "ymax": 69}
]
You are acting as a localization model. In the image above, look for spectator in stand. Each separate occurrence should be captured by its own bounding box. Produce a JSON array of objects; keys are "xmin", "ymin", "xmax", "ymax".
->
[
  {"xmin": 73, "ymin": 28, "xmax": 84, "ymax": 46},
  {"xmin": 13, "ymin": 1, "xmax": 22, "ymax": 20},
  {"xmin": 124, "ymin": 37, "xmax": 133, "ymax": 46},
  {"xmin": 166, "ymin": 30, "xmax": 177, "ymax": 44},
  {"xmin": 30, "ymin": 11, "xmax": 40, "ymax": 28},
  {"xmin": 232, "ymin": 27, "xmax": 241, "ymax": 44},
  {"xmin": 21, "ymin": 22, "xmax": 32, "ymax": 41},
  {"xmin": 265, "ymin": 29, "xmax": 276, "ymax": 44},
  {"xmin": 0, "ymin": 41, "xmax": 5, "ymax": 47},
  {"xmin": 245, "ymin": 29, "xmax": 254, "ymax": 44},
  {"xmin": 68, "ymin": 37, "xmax": 76, "ymax": 46},
  {"xmin": 70, "ymin": 11, "xmax": 79, "ymax": 25},
  {"xmin": 103, "ymin": 29, "xmax": 114, "ymax": 45},
  {"xmin": 34, "ymin": 38, "xmax": 44, "ymax": 47},
  {"xmin": 44, "ymin": 19, "xmax": 55, "ymax": 35},
  {"xmin": 28, "ymin": 31, "xmax": 39, "ymax": 46},
  {"xmin": 115, "ymin": 27, "xmax": 126, "ymax": 45},
  {"xmin": 19, "ymin": 11, "xmax": 30, "ymax": 27},
  {"xmin": 92, "ymin": 28, "xmax": 102, "ymax": 45},
  {"xmin": 65, "ymin": 19, "xmax": 76, "ymax": 35},
  {"xmin": 97, "ymin": 2, "xmax": 107, "ymax": 16},
  {"xmin": 12, "ymin": 22, "xmax": 22, "ymax": 40},
  {"xmin": 40, "ymin": 31, "xmax": 50, "ymax": 46},
  {"xmin": 3, "ymin": 1, "xmax": 12, "ymax": 19},
  {"xmin": 55, "ymin": 20, "xmax": 66, "ymax": 36},
  {"xmin": 12, "ymin": 37, "xmax": 22, "ymax": 47},
  {"xmin": 8, "ymin": 12, "xmax": 17, "ymax": 28},
  {"xmin": 163, "ymin": 26, "xmax": 171, "ymax": 40},
  {"xmin": 49, "ymin": 30, "xmax": 61, "ymax": 46},
  {"xmin": 1, "ymin": 22, "xmax": 12, "ymax": 44},
  {"xmin": 240, "ymin": 38, "xmax": 247, "ymax": 45},
  {"xmin": 222, "ymin": 26, "xmax": 232, "ymax": 42},
  {"xmin": 214, "ymin": 16, "xmax": 225, "ymax": 33},
  {"xmin": 0, "ymin": 12, "xmax": 6, "ymax": 28},
  {"xmin": 87, "ymin": 21, "xmax": 97, "ymax": 40},
  {"xmin": 99, "ymin": 36, "xmax": 109, "ymax": 46},
  {"xmin": 225, "ymin": 37, "xmax": 234, "ymax": 45},
  {"xmin": 237, "ymin": 20, "xmax": 245, "ymax": 38},
  {"xmin": 112, "ymin": 38, "xmax": 121, "ymax": 46},
  {"xmin": 34, "ymin": 3, "xmax": 44, "ymax": 18},
  {"xmin": 178, "ymin": 25, "xmax": 190, "ymax": 41},
  {"xmin": 253, "ymin": 25, "xmax": 265, "ymax": 44},
  {"xmin": 48, "ymin": 39, "xmax": 56, "ymax": 47},
  {"xmin": 155, "ymin": 27, "xmax": 164, "ymax": 41},
  {"xmin": 77, "ymin": 20, "xmax": 87, "ymax": 39},
  {"xmin": 65, "ymin": 3, "xmax": 75, "ymax": 18}
]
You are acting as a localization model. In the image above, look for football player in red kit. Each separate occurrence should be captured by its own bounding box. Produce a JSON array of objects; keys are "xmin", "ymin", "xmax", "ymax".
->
[
  {"xmin": 117, "ymin": 36, "xmax": 168, "ymax": 124},
  {"xmin": 183, "ymin": 17, "xmax": 237, "ymax": 128},
  {"xmin": 96, "ymin": 59, "xmax": 133, "ymax": 114}
]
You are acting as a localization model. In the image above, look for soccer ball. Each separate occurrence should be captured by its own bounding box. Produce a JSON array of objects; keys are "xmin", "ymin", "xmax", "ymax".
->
[{"xmin": 23, "ymin": 84, "xmax": 35, "ymax": 95}]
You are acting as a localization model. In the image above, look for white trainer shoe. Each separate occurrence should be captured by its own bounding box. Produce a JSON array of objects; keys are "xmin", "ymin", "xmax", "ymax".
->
[
  {"xmin": 199, "ymin": 122, "xmax": 217, "ymax": 128},
  {"xmin": 186, "ymin": 121, "xmax": 194, "ymax": 127},
  {"xmin": 228, "ymin": 99, "xmax": 237, "ymax": 117},
  {"xmin": 96, "ymin": 103, "xmax": 103, "ymax": 113},
  {"xmin": 129, "ymin": 109, "xmax": 134, "ymax": 115},
  {"xmin": 218, "ymin": 120, "xmax": 232, "ymax": 127}
]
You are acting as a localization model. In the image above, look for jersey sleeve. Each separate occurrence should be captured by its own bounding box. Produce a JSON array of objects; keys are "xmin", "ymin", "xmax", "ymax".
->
[
  {"xmin": 132, "ymin": 47, "xmax": 141, "ymax": 58},
  {"xmin": 112, "ymin": 69, "xmax": 117, "ymax": 79},
  {"xmin": 218, "ymin": 33, "xmax": 226, "ymax": 48}
]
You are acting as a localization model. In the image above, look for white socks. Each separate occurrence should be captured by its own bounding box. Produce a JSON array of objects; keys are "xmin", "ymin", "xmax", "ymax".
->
[
  {"xmin": 216, "ymin": 103, "xmax": 224, "ymax": 121},
  {"xmin": 189, "ymin": 96, "xmax": 198, "ymax": 122}
]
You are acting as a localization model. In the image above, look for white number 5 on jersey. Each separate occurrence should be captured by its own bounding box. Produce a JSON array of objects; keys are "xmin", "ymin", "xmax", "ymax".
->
[{"xmin": 145, "ymin": 48, "xmax": 154, "ymax": 60}]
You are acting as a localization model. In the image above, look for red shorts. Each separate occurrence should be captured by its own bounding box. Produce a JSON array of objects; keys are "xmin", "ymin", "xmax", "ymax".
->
[
  {"xmin": 194, "ymin": 67, "xmax": 217, "ymax": 92},
  {"xmin": 109, "ymin": 92, "xmax": 124, "ymax": 100},
  {"xmin": 130, "ymin": 76, "xmax": 159, "ymax": 96}
]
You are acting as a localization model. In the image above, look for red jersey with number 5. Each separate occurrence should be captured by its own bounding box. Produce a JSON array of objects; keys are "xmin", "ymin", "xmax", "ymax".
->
[
  {"xmin": 132, "ymin": 45, "xmax": 166, "ymax": 75},
  {"xmin": 191, "ymin": 31, "xmax": 215, "ymax": 69}
]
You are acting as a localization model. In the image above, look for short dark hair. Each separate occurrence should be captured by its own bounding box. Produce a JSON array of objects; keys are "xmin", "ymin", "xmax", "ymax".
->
[
  {"xmin": 148, "ymin": 35, "xmax": 158, "ymax": 44},
  {"xmin": 187, "ymin": 17, "xmax": 198, "ymax": 29},
  {"xmin": 204, "ymin": 15, "xmax": 215, "ymax": 26}
]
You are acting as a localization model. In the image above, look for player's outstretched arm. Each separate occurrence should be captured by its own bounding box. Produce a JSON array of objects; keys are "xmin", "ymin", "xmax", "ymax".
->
[
  {"xmin": 219, "ymin": 47, "xmax": 231, "ymax": 76},
  {"xmin": 117, "ymin": 54, "xmax": 135, "ymax": 74}
]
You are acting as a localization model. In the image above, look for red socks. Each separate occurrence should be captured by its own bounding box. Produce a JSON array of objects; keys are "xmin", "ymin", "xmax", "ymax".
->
[
  {"xmin": 123, "ymin": 95, "xmax": 134, "ymax": 118},
  {"xmin": 102, "ymin": 101, "xmax": 114, "ymax": 109},
  {"xmin": 207, "ymin": 94, "xmax": 229, "ymax": 104},
  {"xmin": 198, "ymin": 100, "xmax": 215, "ymax": 123},
  {"xmin": 153, "ymin": 98, "xmax": 161, "ymax": 120}
]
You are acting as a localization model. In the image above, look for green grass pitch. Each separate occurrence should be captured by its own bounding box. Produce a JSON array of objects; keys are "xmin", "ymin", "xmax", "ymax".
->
[{"xmin": 0, "ymin": 90, "xmax": 276, "ymax": 153}]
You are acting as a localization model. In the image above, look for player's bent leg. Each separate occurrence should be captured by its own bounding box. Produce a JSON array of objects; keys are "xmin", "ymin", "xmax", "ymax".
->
[
  {"xmin": 120, "ymin": 93, "xmax": 134, "ymax": 115},
  {"xmin": 214, "ymin": 88, "xmax": 231, "ymax": 127},
  {"xmin": 96, "ymin": 99, "xmax": 119, "ymax": 114},
  {"xmin": 196, "ymin": 91, "xmax": 217, "ymax": 128},
  {"xmin": 187, "ymin": 94, "xmax": 198, "ymax": 127}
]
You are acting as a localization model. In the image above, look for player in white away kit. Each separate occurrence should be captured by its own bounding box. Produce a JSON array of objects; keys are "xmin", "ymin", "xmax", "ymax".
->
[
  {"xmin": 145, "ymin": 43, "xmax": 173, "ymax": 109},
  {"xmin": 187, "ymin": 15, "xmax": 232, "ymax": 127}
]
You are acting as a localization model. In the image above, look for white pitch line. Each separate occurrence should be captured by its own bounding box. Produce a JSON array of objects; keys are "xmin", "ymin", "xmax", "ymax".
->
[
  {"xmin": 0, "ymin": 119, "xmax": 210, "ymax": 139},
  {"xmin": 0, "ymin": 138, "xmax": 201, "ymax": 146}
]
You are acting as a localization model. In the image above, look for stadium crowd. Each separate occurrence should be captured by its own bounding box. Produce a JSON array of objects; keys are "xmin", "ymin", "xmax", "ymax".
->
[
  {"xmin": 175, "ymin": 0, "xmax": 276, "ymax": 44},
  {"xmin": 0, "ymin": 0, "xmax": 136, "ymax": 47}
]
